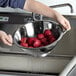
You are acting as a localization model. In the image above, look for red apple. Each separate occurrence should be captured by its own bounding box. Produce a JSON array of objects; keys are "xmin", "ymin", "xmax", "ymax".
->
[
  {"xmin": 27, "ymin": 37, "xmax": 37, "ymax": 46},
  {"xmin": 29, "ymin": 46, "xmax": 33, "ymax": 48},
  {"xmin": 44, "ymin": 29, "xmax": 52, "ymax": 37},
  {"xmin": 41, "ymin": 38, "xmax": 47, "ymax": 44},
  {"xmin": 21, "ymin": 37, "xmax": 27, "ymax": 43},
  {"xmin": 48, "ymin": 35, "xmax": 56, "ymax": 43},
  {"xmin": 37, "ymin": 33, "xmax": 44, "ymax": 39},
  {"xmin": 33, "ymin": 39, "xmax": 41, "ymax": 48},
  {"xmin": 20, "ymin": 43, "xmax": 28, "ymax": 47},
  {"xmin": 50, "ymin": 37, "xmax": 56, "ymax": 43}
]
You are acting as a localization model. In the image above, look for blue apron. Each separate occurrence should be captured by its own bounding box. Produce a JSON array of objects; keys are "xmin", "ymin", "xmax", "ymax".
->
[{"xmin": 0, "ymin": 0, "xmax": 26, "ymax": 9}]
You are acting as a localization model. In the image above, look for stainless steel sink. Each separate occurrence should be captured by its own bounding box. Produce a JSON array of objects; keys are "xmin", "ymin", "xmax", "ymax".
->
[
  {"xmin": 0, "ymin": 53, "xmax": 71, "ymax": 74},
  {"xmin": 0, "ymin": 13, "xmax": 76, "ymax": 74}
]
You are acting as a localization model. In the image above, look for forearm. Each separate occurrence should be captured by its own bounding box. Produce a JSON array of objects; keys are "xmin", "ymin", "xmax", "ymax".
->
[
  {"xmin": 24, "ymin": 0, "xmax": 71, "ymax": 30},
  {"xmin": 23, "ymin": 0, "xmax": 57, "ymax": 20}
]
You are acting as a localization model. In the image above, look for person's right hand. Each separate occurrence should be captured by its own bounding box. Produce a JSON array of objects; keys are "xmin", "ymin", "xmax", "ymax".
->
[
  {"xmin": 0, "ymin": 31, "xmax": 13, "ymax": 46},
  {"xmin": 54, "ymin": 11, "xmax": 71, "ymax": 31}
]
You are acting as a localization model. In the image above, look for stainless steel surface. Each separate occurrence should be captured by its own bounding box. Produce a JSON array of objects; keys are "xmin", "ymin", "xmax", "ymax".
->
[
  {"xmin": 0, "ymin": 15, "xmax": 76, "ymax": 56},
  {"xmin": 0, "ymin": 73, "xmax": 57, "ymax": 76},
  {"xmin": 0, "ymin": 53, "xmax": 71, "ymax": 73},
  {"xmin": 0, "ymin": 13, "xmax": 76, "ymax": 74},
  {"xmin": 59, "ymin": 56, "xmax": 76, "ymax": 76},
  {"xmin": 0, "ymin": 12, "xmax": 76, "ymax": 56}
]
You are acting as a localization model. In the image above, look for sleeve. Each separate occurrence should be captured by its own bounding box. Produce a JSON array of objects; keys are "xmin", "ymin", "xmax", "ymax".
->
[{"xmin": 0, "ymin": 0, "xmax": 26, "ymax": 9}]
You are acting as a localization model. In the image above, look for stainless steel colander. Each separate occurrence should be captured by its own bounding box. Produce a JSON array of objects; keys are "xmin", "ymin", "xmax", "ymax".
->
[{"xmin": 13, "ymin": 20, "xmax": 67, "ymax": 57}]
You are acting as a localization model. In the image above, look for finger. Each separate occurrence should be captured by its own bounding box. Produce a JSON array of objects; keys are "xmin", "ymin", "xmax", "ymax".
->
[
  {"xmin": 60, "ymin": 20, "xmax": 67, "ymax": 30},
  {"xmin": 60, "ymin": 19, "xmax": 71, "ymax": 31},
  {"xmin": 65, "ymin": 20, "xmax": 71, "ymax": 31},
  {"xmin": 1, "ymin": 37, "xmax": 12, "ymax": 46},
  {"xmin": 62, "ymin": 17, "xmax": 71, "ymax": 30},
  {"xmin": 8, "ymin": 34, "xmax": 13, "ymax": 44}
]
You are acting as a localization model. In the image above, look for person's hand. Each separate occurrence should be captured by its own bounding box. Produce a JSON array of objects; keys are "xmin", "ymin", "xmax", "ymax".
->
[
  {"xmin": 55, "ymin": 11, "xmax": 71, "ymax": 31},
  {"xmin": 0, "ymin": 31, "xmax": 13, "ymax": 46}
]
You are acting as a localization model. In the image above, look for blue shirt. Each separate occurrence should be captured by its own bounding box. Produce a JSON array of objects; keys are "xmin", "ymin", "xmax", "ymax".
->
[{"xmin": 0, "ymin": 0, "xmax": 26, "ymax": 9}]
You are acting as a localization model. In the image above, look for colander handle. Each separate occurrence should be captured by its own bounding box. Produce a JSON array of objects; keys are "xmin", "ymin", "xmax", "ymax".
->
[{"xmin": 32, "ymin": 13, "xmax": 43, "ymax": 21}]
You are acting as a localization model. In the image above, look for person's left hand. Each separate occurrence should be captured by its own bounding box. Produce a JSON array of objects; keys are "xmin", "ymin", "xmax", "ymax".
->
[{"xmin": 0, "ymin": 31, "xmax": 13, "ymax": 46}]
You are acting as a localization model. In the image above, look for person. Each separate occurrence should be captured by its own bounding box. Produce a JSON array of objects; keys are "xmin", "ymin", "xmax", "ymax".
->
[{"xmin": 0, "ymin": 0, "xmax": 71, "ymax": 46}]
